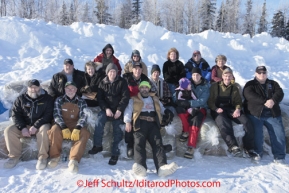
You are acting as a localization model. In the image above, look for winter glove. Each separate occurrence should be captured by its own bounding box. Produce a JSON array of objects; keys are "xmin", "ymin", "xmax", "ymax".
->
[
  {"xmin": 62, "ymin": 128, "xmax": 71, "ymax": 139},
  {"xmin": 160, "ymin": 108, "xmax": 174, "ymax": 127},
  {"xmin": 177, "ymin": 100, "xmax": 190, "ymax": 109},
  {"xmin": 71, "ymin": 129, "xmax": 80, "ymax": 141},
  {"xmin": 21, "ymin": 128, "xmax": 31, "ymax": 137}
]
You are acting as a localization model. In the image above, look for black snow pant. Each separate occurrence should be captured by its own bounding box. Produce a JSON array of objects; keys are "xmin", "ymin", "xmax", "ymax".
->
[
  {"xmin": 133, "ymin": 119, "xmax": 167, "ymax": 171},
  {"xmin": 125, "ymin": 130, "xmax": 134, "ymax": 148},
  {"xmin": 211, "ymin": 108, "xmax": 255, "ymax": 151}
]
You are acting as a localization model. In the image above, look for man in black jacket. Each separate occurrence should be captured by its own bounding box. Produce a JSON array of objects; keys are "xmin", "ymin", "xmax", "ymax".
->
[
  {"xmin": 243, "ymin": 66, "xmax": 286, "ymax": 164},
  {"xmin": 48, "ymin": 58, "xmax": 85, "ymax": 99},
  {"xmin": 88, "ymin": 63, "xmax": 130, "ymax": 165},
  {"xmin": 4, "ymin": 79, "xmax": 54, "ymax": 169}
]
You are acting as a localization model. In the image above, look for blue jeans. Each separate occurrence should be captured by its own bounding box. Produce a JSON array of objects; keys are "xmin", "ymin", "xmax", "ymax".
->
[
  {"xmin": 94, "ymin": 110, "xmax": 123, "ymax": 156},
  {"xmin": 248, "ymin": 115, "xmax": 286, "ymax": 160},
  {"xmin": 167, "ymin": 83, "xmax": 176, "ymax": 97}
]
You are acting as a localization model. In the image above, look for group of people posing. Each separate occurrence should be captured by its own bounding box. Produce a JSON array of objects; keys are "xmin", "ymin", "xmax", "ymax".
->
[{"xmin": 3, "ymin": 44, "xmax": 286, "ymax": 178}]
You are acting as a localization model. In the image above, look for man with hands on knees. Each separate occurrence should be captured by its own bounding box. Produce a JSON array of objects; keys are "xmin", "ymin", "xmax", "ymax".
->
[
  {"xmin": 208, "ymin": 68, "xmax": 258, "ymax": 160},
  {"xmin": 4, "ymin": 79, "xmax": 54, "ymax": 170},
  {"xmin": 88, "ymin": 63, "xmax": 130, "ymax": 166},
  {"xmin": 47, "ymin": 81, "xmax": 90, "ymax": 173}
]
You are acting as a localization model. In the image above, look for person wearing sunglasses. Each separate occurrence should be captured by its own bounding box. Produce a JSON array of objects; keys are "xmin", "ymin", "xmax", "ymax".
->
[
  {"xmin": 184, "ymin": 50, "xmax": 211, "ymax": 82},
  {"xmin": 243, "ymin": 66, "xmax": 286, "ymax": 164},
  {"xmin": 123, "ymin": 49, "xmax": 148, "ymax": 76}
]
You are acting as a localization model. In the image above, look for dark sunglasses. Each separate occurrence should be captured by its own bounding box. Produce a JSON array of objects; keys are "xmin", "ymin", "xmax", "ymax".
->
[
  {"xmin": 193, "ymin": 54, "xmax": 199, "ymax": 57},
  {"xmin": 133, "ymin": 55, "xmax": 140, "ymax": 57},
  {"xmin": 257, "ymin": 71, "xmax": 266, "ymax": 75}
]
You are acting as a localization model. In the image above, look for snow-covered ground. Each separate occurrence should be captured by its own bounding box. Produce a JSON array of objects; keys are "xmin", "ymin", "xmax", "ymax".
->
[{"xmin": 0, "ymin": 17, "xmax": 289, "ymax": 192}]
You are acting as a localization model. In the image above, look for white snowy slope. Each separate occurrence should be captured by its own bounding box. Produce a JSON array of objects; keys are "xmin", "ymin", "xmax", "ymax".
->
[{"xmin": 0, "ymin": 17, "xmax": 289, "ymax": 193}]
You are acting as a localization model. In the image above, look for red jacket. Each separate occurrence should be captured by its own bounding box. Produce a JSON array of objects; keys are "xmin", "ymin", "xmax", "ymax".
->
[{"xmin": 93, "ymin": 53, "xmax": 122, "ymax": 75}]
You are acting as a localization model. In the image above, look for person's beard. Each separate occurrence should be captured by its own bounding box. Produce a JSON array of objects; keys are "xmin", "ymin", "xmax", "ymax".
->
[
  {"xmin": 28, "ymin": 90, "xmax": 40, "ymax": 99},
  {"xmin": 140, "ymin": 90, "xmax": 149, "ymax": 98}
]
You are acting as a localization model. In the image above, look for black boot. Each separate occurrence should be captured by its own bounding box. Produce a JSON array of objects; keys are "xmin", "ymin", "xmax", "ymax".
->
[
  {"xmin": 88, "ymin": 146, "xmax": 103, "ymax": 155},
  {"xmin": 127, "ymin": 145, "xmax": 134, "ymax": 158},
  {"xmin": 108, "ymin": 156, "xmax": 119, "ymax": 165}
]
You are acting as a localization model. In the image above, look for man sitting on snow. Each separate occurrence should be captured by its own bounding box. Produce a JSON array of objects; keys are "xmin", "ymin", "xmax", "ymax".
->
[
  {"xmin": 47, "ymin": 81, "xmax": 90, "ymax": 173},
  {"xmin": 124, "ymin": 81, "xmax": 178, "ymax": 177},
  {"xmin": 4, "ymin": 79, "xmax": 54, "ymax": 169}
]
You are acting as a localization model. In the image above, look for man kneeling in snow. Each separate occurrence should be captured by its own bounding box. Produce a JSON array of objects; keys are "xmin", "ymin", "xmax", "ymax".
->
[
  {"xmin": 47, "ymin": 81, "xmax": 90, "ymax": 173},
  {"xmin": 124, "ymin": 81, "xmax": 178, "ymax": 177},
  {"xmin": 4, "ymin": 79, "xmax": 54, "ymax": 169}
]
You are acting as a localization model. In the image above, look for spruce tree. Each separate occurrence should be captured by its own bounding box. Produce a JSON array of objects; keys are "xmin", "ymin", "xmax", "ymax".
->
[
  {"xmin": 200, "ymin": 0, "xmax": 216, "ymax": 32},
  {"xmin": 243, "ymin": 0, "xmax": 254, "ymax": 37},
  {"xmin": 69, "ymin": 3, "xmax": 75, "ymax": 24},
  {"xmin": 284, "ymin": 19, "xmax": 289, "ymax": 41},
  {"xmin": 94, "ymin": 0, "xmax": 112, "ymax": 24},
  {"xmin": 132, "ymin": 0, "xmax": 142, "ymax": 24},
  {"xmin": 271, "ymin": 10, "xmax": 285, "ymax": 38},
  {"xmin": 60, "ymin": 1, "xmax": 69, "ymax": 25},
  {"xmin": 257, "ymin": 1, "xmax": 268, "ymax": 34},
  {"xmin": 215, "ymin": 1, "xmax": 226, "ymax": 32}
]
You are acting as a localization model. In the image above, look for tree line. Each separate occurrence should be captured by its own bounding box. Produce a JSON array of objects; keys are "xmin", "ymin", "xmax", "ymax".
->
[{"xmin": 0, "ymin": 0, "xmax": 289, "ymax": 40}]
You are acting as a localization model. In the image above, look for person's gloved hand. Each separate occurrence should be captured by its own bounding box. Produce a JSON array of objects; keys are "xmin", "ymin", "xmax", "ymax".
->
[
  {"xmin": 71, "ymin": 129, "xmax": 80, "ymax": 141},
  {"xmin": 29, "ymin": 126, "xmax": 38, "ymax": 135},
  {"xmin": 62, "ymin": 128, "xmax": 71, "ymax": 139},
  {"xmin": 21, "ymin": 128, "xmax": 31, "ymax": 137}
]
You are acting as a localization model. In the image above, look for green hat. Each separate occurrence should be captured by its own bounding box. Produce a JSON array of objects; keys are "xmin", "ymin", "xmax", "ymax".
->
[
  {"xmin": 65, "ymin": 81, "xmax": 77, "ymax": 88},
  {"xmin": 139, "ymin": 81, "xmax": 151, "ymax": 89}
]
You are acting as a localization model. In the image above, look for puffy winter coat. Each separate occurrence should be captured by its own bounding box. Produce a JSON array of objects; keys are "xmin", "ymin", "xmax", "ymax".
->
[
  {"xmin": 243, "ymin": 78, "xmax": 284, "ymax": 118},
  {"xmin": 123, "ymin": 59, "xmax": 148, "ymax": 76},
  {"xmin": 97, "ymin": 76, "xmax": 130, "ymax": 116},
  {"xmin": 48, "ymin": 69, "xmax": 85, "ymax": 99},
  {"xmin": 185, "ymin": 58, "xmax": 211, "ymax": 82},
  {"xmin": 93, "ymin": 44, "xmax": 122, "ymax": 76},
  {"xmin": 12, "ymin": 90, "xmax": 54, "ymax": 130}
]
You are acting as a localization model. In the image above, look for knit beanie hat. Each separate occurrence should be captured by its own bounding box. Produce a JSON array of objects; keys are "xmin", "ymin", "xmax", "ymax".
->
[
  {"xmin": 178, "ymin": 78, "xmax": 190, "ymax": 89},
  {"xmin": 106, "ymin": 63, "xmax": 118, "ymax": 74},
  {"xmin": 151, "ymin": 64, "xmax": 161, "ymax": 75},
  {"xmin": 191, "ymin": 67, "xmax": 202, "ymax": 76},
  {"xmin": 139, "ymin": 81, "xmax": 151, "ymax": 89},
  {"xmin": 27, "ymin": 79, "xmax": 40, "ymax": 87}
]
